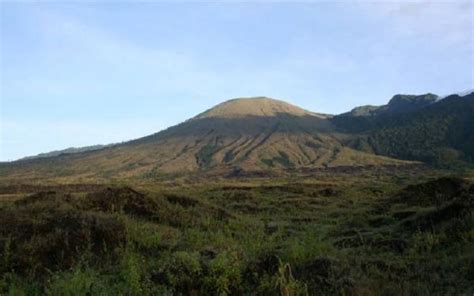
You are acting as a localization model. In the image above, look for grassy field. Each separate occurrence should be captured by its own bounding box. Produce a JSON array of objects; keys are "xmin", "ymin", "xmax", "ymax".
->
[{"xmin": 0, "ymin": 167, "xmax": 473, "ymax": 295}]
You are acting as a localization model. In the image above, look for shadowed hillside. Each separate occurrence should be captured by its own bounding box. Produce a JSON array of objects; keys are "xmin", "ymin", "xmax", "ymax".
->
[
  {"xmin": 1, "ymin": 93, "xmax": 473, "ymax": 182},
  {"xmin": 332, "ymin": 93, "xmax": 474, "ymax": 166},
  {"xmin": 0, "ymin": 97, "xmax": 413, "ymax": 182}
]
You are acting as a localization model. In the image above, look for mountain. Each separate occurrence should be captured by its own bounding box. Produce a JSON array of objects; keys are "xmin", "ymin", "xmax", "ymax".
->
[
  {"xmin": 0, "ymin": 97, "xmax": 410, "ymax": 182},
  {"xmin": 343, "ymin": 93, "xmax": 438, "ymax": 117},
  {"xmin": 19, "ymin": 144, "xmax": 112, "ymax": 161},
  {"xmin": 332, "ymin": 92, "xmax": 474, "ymax": 167},
  {"xmin": 1, "ymin": 93, "xmax": 472, "ymax": 182}
]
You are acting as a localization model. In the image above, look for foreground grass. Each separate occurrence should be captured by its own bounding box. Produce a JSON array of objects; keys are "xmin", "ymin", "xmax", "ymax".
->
[{"xmin": 0, "ymin": 171, "xmax": 473, "ymax": 295}]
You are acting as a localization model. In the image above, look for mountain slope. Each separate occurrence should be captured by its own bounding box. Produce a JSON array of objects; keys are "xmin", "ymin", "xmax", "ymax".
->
[
  {"xmin": 19, "ymin": 144, "xmax": 112, "ymax": 161},
  {"xmin": 0, "ymin": 97, "xmax": 410, "ymax": 182},
  {"xmin": 332, "ymin": 92, "xmax": 474, "ymax": 166},
  {"xmin": 193, "ymin": 96, "xmax": 326, "ymax": 119},
  {"xmin": 343, "ymin": 93, "xmax": 438, "ymax": 117}
]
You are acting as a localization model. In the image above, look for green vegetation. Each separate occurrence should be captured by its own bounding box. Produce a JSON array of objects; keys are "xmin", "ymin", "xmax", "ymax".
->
[
  {"xmin": 196, "ymin": 144, "xmax": 221, "ymax": 168},
  {"xmin": 345, "ymin": 93, "xmax": 438, "ymax": 117},
  {"xmin": 0, "ymin": 169, "xmax": 473, "ymax": 295},
  {"xmin": 0, "ymin": 94, "xmax": 473, "ymax": 294},
  {"xmin": 262, "ymin": 151, "xmax": 294, "ymax": 168},
  {"xmin": 333, "ymin": 94, "xmax": 474, "ymax": 167}
]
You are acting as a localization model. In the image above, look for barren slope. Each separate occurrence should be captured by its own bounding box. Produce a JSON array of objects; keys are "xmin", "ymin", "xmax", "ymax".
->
[{"xmin": 0, "ymin": 97, "xmax": 413, "ymax": 182}]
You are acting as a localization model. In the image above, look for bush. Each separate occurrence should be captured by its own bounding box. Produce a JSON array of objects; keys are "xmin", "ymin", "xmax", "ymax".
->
[
  {"xmin": 0, "ymin": 203, "xmax": 126, "ymax": 276},
  {"xmin": 84, "ymin": 187, "xmax": 159, "ymax": 218},
  {"xmin": 204, "ymin": 251, "xmax": 242, "ymax": 295},
  {"xmin": 119, "ymin": 248, "xmax": 146, "ymax": 295},
  {"xmin": 275, "ymin": 260, "xmax": 308, "ymax": 296},
  {"xmin": 46, "ymin": 265, "xmax": 108, "ymax": 295},
  {"xmin": 161, "ymin": 251, "xmax": 202, "ymax": 294}
]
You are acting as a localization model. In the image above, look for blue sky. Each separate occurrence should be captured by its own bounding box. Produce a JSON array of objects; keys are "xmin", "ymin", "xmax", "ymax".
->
[{"xmin": 1, "ymin": 1, "xmax": 472, "ymax": 161}]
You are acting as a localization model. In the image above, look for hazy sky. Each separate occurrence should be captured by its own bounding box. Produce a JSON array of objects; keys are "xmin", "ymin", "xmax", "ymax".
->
[{"xmin": 1, "ymin": 1, "xmax": 473, "ymax": 161}]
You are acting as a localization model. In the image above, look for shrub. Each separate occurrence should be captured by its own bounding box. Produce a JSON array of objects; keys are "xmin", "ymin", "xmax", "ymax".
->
[
  {"xmin": 0, "ymin": 206, "xmax": 126, "ymax": 276},
  {"xmin": 120, "ymin": 248, "xmax": 145, "ymax": 295},
  {"xmin": 204, "ymin": 251, "xmax": 242, "ymax": 295},
  {"xmin": 46, "ymin": 265, "xmax": 108, "ymax": 295},
  {"xmin": 275, "ymin": 260, "xmax": 307, "ymax": 296},
  {"xmin": 161, "ymin": 251, "xmax": 202, "ymax": 294},
  {"xmin": 84, "ymin": 187, "xmax": 159, "ymax": 218}
]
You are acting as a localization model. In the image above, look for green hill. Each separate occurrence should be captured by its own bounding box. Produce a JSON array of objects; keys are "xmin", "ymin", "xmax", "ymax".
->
[
  {"xmin": 332, "ymin": 93, "xmax": 474, "ymax": 167},
  {"xmin": 343, "ymin": 93, "xmax": 438, "ymax": 117}
]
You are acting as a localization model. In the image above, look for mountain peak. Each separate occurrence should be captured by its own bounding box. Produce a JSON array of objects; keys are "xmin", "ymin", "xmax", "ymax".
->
[
  {"xmin": 194, "ymin": 96, "xmax": 320, "ymax": 119},
  {"xmin": 387, "ymin": 93, "xmax": 438, "ymax": 112},
  {"xmin": 345, "ymin": 93, "xmax": 439, "ymax": 117}
]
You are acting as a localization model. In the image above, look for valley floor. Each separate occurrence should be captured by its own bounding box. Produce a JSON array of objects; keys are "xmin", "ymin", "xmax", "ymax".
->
[{"xmin": 0, "ymin": 167, "xmax": 473, "ymax": 295}]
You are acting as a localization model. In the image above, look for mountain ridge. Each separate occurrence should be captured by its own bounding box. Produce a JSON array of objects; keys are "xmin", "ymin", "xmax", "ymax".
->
[
  {"xmin": 332, "ymin": 92, "xmax": 474, "ymax": 166},
  {"xmin": 343, "ymin": 93, "xmax": 438, "ymax": 117},
  {"xmin": 7, "ymin": 93, "xmax": 437, "ymax": 162},
  {"xmin": 1, "ymin": 92, "xmax": 472, "ymax": 182}
]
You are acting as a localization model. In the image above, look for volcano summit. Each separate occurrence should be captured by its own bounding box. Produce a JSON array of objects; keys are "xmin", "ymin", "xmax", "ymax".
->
[{"xmin": 1, "ymin": 93, "xmax": 473, "ymax": 182}]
